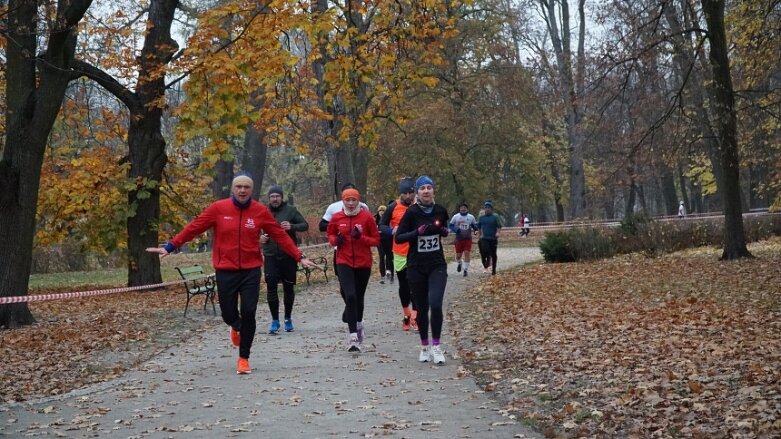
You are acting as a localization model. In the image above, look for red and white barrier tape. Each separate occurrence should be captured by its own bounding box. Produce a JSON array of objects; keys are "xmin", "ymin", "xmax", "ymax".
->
[{"xmin": 1, "ymin": 243, "xmax": 333, "ymax": 305}]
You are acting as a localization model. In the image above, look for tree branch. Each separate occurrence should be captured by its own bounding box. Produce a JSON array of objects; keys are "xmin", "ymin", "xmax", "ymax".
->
[{"xmin": 70, "ymin": 59, "xmax": 141, "ymax": 113}]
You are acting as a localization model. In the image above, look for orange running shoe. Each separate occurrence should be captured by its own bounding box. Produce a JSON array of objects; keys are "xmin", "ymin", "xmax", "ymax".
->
[
  {"xmin": 410, "ymin": 310, "xmax": 419, "ymax": 331},
  {"xmin": 236, "ymin": 357, "xmax": 251, "ymax": 374},
  {"xmin": 402, "ymin": 307, "xmax": 412, "ymax": 331},
  {"xmin": 230, "ymin": 327, "xmax": 241, "ymax": 347}
]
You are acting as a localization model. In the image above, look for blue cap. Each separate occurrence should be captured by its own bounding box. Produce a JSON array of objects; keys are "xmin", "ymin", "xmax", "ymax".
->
[
  {"xmin": 415, "ymin": 175, "xmax": 434, "ymax": 189},
  {"xmin": 483, "ymin": 201, "xmax": 493, "ymax": 208},
  {"xmin": 398, "ymin": 178, "xmax": 415, "ymax": 194}
]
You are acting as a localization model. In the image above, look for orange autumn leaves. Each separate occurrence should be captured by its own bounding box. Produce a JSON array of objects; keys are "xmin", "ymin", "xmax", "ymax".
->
[{"xmin": 450, "ymin": 240, "xmax": 781, "ymax": 438}]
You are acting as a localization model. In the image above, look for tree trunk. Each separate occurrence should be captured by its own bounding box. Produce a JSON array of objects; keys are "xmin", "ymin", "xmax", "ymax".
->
[
  {"xmin": 0, "ymin": 0, "xmax": 92, "ymax": 327},
  {"xmin": 243, "ymin": 123, "xmax": 268, "ymax": 201},
  {"xmin": 625, "ymin": 178, "xmax": 637, "ymax": 218},
  {"xmin": 701, "ymin": 0, "xmax": 751, "ymax": 260},
  {"xmin": 241, "ymin": 93, "xmax": 268, "ymax": 200},
  {"xmin": 125, "ymin": 0, "xmax": 179, "ymax": 286},
  {"xmin": 211, "ymin": 158, "xmax": 234, "ymax": 200},
  {"xmin": 660, "ymin": 167, "xmax": 679, "ymax": 215},
  {"xmin": 541, "ymin": 0, "xmax": 587, "ymax": 219},
  {"xmin": 664, "ymin": 1, "xmax": 724, "ymax": 206},
  {"xmin": 677, "ymin": 164, "xmax": 691, "ymax": 213}
]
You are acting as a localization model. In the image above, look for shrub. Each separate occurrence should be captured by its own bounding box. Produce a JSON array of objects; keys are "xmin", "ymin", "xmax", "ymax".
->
[
  {"xmin": 540, "ymin": 213, "xmax": 781, "ymax": 263},
  {"xmin": 569, "ymin": 227, "xmax": 617, "ymax": 260},
  {"xmin": 619, "ymin": 211, "xmax": 653, "ymax": 236},
  {"xmin": 540, "ymin": 231, "xmax": 576, "ymax": 263}
]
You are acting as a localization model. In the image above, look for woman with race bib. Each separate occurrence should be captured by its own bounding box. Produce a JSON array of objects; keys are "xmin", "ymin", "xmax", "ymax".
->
[{"xmin": 394, "ymin": 175, "xmax": 450, "ymax": 364}]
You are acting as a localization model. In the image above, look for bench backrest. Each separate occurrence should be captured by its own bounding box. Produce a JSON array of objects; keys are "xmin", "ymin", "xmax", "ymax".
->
[{"xmin": 176, "ymin": 265, "xmax": 205, "ymax": 279}]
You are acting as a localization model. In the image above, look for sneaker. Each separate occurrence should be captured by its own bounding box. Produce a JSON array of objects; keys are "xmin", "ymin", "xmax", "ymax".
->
[
  {"xmin": 410, "ymin": 310, "xmax": 418, "ymax": 332},
  {"xmin": 356, "ymin": 322, "xmax": 364, "ymax": 344},
  {"xmin": 269, "ymin": 320, "xmax": 280, "ymax": 334},
  {"xmin": 389, "ymin": 273, "xmax": 394, "ymax": 284},
  {"xmin": 483, "ymin": 268, "xmax": 489, "ymax": 274},
  {"xmin": 431, "ymin": 345, "xmax": 446, "ymax": 364},
  {"xmin": 380, "ymin": 275, "xmax": 385, "ymax": 284},
  {"xmin": 236, "ymin": 357, "xmax": 252, "ymax": 374},
  {"xmin": 418, "ymin": 346, "xmax": 431, "ymax": 362},
  {"xmin": 463, "ymin": 269, "xmax": 468, "ymax": 277},
  {"xmin": 402, "ymin": 315, "xmax": 411, "ymax": 331},
  {"xmin": 457, "ymin": 261, "xmax": 462, "ymax": 272},
  {"xmin": 284, "ymin": 319, "xmax": 294, "ymax": 332},
  {"xmin": 230, "ymin": 327, "xmax": 241, "ymax": 347},
  {"xmin": 347, "ymin": 334, "xmax": 361, "ymax": 352}
]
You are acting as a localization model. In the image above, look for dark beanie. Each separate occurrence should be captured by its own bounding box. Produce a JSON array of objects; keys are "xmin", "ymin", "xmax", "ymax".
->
[
  {"xmin": 268, "ymin": 185, "xmax": 284, "ymax": 197},
  {"xmin": 398, "ymin": 178, "xmax": 415, "ymax": 194}
]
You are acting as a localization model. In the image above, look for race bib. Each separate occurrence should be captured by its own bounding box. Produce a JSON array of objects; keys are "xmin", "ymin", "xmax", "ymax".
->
[
  {"xmin": 417, "ymin": 235, "xmax": 440, "ymax": 252},
  {"xmin": 459, "ymin": 223, "xmax": 470, "ymax": 230}
]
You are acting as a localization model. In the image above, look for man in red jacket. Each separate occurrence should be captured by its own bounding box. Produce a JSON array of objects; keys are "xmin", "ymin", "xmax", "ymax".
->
[{"xmin": 147, "ymin": 172, "xmax": 319, "ymax": 375}]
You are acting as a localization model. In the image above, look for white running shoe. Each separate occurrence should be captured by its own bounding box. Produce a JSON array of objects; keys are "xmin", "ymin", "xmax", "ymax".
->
[
  {"xmin": 430, "ymin": 345, "xmax": 446, "ymax": 364},
  {"xmin": 356, "ymin": 321, "xmax": 364, "ymax": 344},
  {"xmin": 418, "ymin": 346, "xmax": 431, "ymax": 363},
  {"xmin": 348, "ymin": 334, "xmax": 361, "ymax": 352}
]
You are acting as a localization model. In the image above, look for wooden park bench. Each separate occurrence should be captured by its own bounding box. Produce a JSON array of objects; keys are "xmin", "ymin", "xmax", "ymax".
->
[
  {"xmin": 175, "ymin": 265, "xmax": 217, "ymax": 317},
  {"xmin": 298, "ymin": 256, "xmax": 329, "ymax": 286}
]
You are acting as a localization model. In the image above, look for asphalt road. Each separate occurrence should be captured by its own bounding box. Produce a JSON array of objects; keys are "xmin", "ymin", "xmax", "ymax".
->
[{"xmin": 1, "ymin": 247, "xmax": 543, "ymax": 439}]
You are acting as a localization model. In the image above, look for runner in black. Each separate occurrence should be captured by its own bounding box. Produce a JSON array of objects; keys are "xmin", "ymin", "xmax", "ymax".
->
[{"xmin": 394, "ymin": 175, "xmax": 450, "ymax": 364}]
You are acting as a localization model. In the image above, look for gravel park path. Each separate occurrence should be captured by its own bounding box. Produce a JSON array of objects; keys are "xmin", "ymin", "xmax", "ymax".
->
[{"xmin": 1, "ymin": 246, "xmax": 543, "ymax": 438}]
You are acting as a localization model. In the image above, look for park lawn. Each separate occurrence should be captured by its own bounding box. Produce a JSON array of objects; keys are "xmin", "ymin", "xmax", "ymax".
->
[
  {"xmin": 450, "ymin": 238, "xmax": 781, "ymax": 438},
  {"xmin": 28, "ymin": 252, "xmax": 216, "ymax": 290}
]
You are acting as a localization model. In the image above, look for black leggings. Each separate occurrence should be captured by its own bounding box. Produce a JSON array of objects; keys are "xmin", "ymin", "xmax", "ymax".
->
[
  {"xmin": 378, "ymin": 237, "xmax": 393, "ymax": 277},
  {"xmin": 479, "ymin": 238, "xmax": 498, "ymax": 273},
  {"xmin": 216, "ymin": 268, "xmax": 261, "ymax": 359},
  {"xmin": 407, "ymin": 265, "xmax": 448, "ymax": 341},
  {"xmin": 335, "ymin": 264, "xmax": 371, "ymax": 333},
  {"xmin": 266, "ymin": 281, "xmax": 295, "ymax": 320},
  {"xmin": 265, "ymin": 257, "xmax": 297, "ymax": 321},
  {"xmin": 396, "ymin": 266, "xmax": 415, "ymax": 310}
]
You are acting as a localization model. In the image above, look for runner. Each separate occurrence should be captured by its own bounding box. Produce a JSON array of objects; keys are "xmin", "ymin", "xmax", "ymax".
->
[
  {"xmin": 374, "ymin": 205, "xmax": 393, "ymax": 284},
  {"xmin": 477, "ymin": 201, "xmax": 503, "ymax": 275},
  {"xmin": 448, "ymin": 203, "xmax": 478, "ymax": 277},
  {"xmin": 379, "ymin": 177, "xmax": 418, "ymax": 331},
  {"xmin": 395, "ymin": 175, "xmax": 450, "ymax": 364},
  {"xmin": 319, "ymin": 182, "xmax": 370, "ymax": 322},
  {"xmin": 327, "ymin": 187, "xmax": 380, "ymax": 352},
  {"xmin": 146, "ymin": 172, "xmax": 319, "ymax": 374},
  {"xmin": 261, "ymin": 185, "xmax": 309, "ymax": 334}
]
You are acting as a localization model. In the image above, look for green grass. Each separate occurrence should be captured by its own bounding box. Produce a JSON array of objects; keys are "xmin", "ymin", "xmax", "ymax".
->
[{"xmin": 29, "ymin": 267, "xmax": 189, "ymax": 290}]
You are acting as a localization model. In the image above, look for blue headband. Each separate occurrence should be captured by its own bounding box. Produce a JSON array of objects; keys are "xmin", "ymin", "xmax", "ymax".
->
[{"xmin": 415, "ymin": 175, "xmax": 434, "ymax": 189}]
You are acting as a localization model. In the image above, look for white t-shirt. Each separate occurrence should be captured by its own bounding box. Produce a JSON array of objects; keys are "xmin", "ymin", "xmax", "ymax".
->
[
  {"xmin": 322, "ymin": 200, "xmax": 370, "ymax": 222},
  {"xmin": 449, "ymin": 213, "xmax": 477, "ymax": 241},
  {"xmin": 523, "ymin": 216, "xmax": 530, "ymax": 228}
]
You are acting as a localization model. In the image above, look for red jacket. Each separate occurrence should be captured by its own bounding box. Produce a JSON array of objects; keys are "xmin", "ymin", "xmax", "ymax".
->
[
  {"xmin": 327, "ymin": 209, "xmax": 379, "ymax": 269},
  {"xmin": 171, "ymin": 198, "xmax": 302, "ymax": 271}
]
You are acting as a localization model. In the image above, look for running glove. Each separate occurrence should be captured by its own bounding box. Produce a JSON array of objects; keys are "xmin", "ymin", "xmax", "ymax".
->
[
  {"xmin": 335, "ymin": 233, "xmax": 345, "ymax": 247},
  {"xmin": 417, "ymin": 224, "xmax": 440, "ymax": 235},
  {"xmin": 350, "ymin": 226, "xmax": 362, "ymax": 240}
]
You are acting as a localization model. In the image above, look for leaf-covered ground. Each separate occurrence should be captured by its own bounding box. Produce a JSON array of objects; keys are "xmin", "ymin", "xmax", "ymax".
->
[
  {"xmin": 0, "ymin": 286, "xmax": 220, "ymax": 403},
  {"xmin": 3, "ymin": 240, "xmax": 779, "ymax": 439},
  {"xmin": 450, "ymin": 239, "xmax": 781, "ymax": 438}
]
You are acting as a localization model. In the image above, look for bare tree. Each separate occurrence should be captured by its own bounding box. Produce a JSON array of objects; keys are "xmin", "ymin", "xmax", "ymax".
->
[
  {"xmin": 701, "ymin": 0, "xmax": 751, "ymax": 259},
  {"xmin": 538, "ymin": 0, "xmax": 587, "ymax": 219}
]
